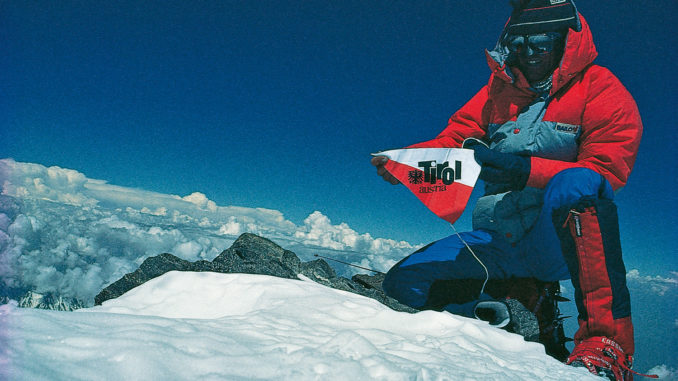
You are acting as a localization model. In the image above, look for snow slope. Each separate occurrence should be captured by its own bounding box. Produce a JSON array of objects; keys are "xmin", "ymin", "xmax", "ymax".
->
[{"xmin": 0, "ymin": 271, "xmax": 597, "ymax": 380}]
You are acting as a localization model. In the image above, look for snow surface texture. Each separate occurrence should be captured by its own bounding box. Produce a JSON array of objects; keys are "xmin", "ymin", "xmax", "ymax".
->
[{"xmin": 1, "ymin": 271, "xmax": 599, "ymax": 381}]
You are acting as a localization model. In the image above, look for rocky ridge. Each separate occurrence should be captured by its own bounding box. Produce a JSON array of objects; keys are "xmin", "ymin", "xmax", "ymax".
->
[
  {"xmin": 95, "ymin": 233, "xmax": 417, "ymax": 313},
  {"xmin": 18, "ymin": 291, "xmax": 86, "ymax": 311},
  {"xmin": 1, "ymin": 290, "xmax": 85, "ymax": 312}
]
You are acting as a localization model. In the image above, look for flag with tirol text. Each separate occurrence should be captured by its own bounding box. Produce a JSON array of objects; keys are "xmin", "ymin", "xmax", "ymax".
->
[{"xmin": 373, "ymin": 148, "xmax": 481, "ymax": 224}]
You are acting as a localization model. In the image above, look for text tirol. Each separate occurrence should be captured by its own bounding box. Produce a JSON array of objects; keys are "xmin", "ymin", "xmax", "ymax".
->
[{"xmin": 418, "ymin": 160, "xmax": 462, "ymax": 185}]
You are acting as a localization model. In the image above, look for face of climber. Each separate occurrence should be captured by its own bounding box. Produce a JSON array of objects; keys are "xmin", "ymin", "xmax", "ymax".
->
[{"xmin": 506, "ymin": 32, "xmax": 565, "ymax": 83}]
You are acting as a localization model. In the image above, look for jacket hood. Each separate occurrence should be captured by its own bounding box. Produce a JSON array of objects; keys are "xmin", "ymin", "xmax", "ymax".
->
[{"xmin": 485, "ymin": 13, "xmax": 598, "ymax": 95}]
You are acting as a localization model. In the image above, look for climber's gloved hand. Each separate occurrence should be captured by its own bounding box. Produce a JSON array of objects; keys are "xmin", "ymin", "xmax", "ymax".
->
[
  {"xmin": 371, "ymin": 155, "xmax": 400, "ymax": 185},
  {"xmin": 464, "ymin": 139, "xmax": 530, "ymax": 192}
]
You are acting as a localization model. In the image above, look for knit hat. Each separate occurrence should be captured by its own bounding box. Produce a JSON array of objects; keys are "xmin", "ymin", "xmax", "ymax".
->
[{"xmin": 507, "ymin": 0, "xmax": 580, "ymax": 35}]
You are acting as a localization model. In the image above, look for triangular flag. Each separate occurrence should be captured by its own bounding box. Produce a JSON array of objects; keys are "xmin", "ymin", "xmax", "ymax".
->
[{"xmin": 373, "ymin": 148, "xmax": 481, "ymax": 224}]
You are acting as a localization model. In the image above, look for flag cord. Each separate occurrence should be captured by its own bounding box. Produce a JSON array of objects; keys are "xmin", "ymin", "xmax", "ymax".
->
[
  {"xmin": 450, "ymin": 224, "xmax": 489, "ymax": 296},
  {"xmin": 313, "ymin": 254, "xmax": 385, "ymax": 275}
]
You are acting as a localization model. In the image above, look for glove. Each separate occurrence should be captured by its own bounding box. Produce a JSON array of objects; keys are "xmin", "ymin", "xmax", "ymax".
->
[
  {"xmin": 371, "ymin": 156, "xmax": 400, "ymax": 185},
  {"xmin": 469, "ymin": 144, "xmax": 530, "ymax": 192}
]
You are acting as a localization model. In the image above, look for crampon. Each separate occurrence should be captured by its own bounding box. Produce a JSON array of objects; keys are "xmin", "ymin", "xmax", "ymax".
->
[{"xmin": 566, "ymin": 337, "xmax": 658, "ymax": 380}]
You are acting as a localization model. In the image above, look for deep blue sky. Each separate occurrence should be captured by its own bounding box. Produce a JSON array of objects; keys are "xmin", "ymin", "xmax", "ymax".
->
[{"xmin": 2, "ymin": 1, "xmax": 676, "ymax": 275}]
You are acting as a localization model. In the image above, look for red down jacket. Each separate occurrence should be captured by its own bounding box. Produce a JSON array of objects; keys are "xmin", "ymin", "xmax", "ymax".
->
[{"xmin": 409, "ymin": 14, "xmax": 642, "ymax": 192}]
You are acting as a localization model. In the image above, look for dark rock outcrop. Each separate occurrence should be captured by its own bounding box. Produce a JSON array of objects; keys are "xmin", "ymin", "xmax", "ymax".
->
[
  {"xmin": 94, "ymin": 253, "xmax": 199, "ymax": 305},
  {"xmin": 95, "ymin": 233, "xmax": 416, "ymax": 313},
  {"xmin": 210, "ymin": 233, "xmax": 302, "ymax": 279}
]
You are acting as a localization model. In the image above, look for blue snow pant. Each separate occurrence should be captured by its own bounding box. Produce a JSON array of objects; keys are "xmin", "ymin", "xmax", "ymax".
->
[{"xmin": 382, "ymin": 168, "xmax": 615, "ymax": 313}]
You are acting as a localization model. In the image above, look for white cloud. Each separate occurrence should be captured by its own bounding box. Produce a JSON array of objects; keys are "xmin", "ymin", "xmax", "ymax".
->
[
  {"xmin": 626, "ymin": 269, "xmax": 678, "ymax": 296},
  {"xmin": 172, "ymin": 241, "xmax": 203, "ymax": 261},
  {"xmin": 0, "ymin": 159, "xmax": 97, "ymax": 207},
  {"xmin": 294, "ymin": 211, "xmax": 414, "ymax": 254},
  {"xmin": 0, "ymin": 159, "xmax": 418, "ymax": 305},
  {"xmin": 645, "ymin": 365, "xmax": 678, "ymax": 380},
  {"xmin": 181, "ymin": 192, "xmax": 217, "ymax": 212},
  {"xmin": 218, "ymin": 217, "xmax": 242, "ymax": 236},
  {"xmin": 140, "ymin": 206, "xmax": 167, "ymax": 216}
]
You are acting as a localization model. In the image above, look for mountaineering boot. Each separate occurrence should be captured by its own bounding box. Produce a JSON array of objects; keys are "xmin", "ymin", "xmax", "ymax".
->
[
  {"xmin": 480, "ymin": 278, "xmax": 570, "ymax": 359},
  {"xmin": 502, "ymin": 297, "xmax": 540, "ymax": 342},
  {"xmin": 552, "ymin": 198, "xmax": 656, "ymax": 380},
  {"xmin": 502, "ymin": 279, "xmax": 571, "ymax": 360},
  {"xmin": 567, "ymin": 336, "xmax": 635, "ymax": 380},
  {"xmin": 534, "ymin": 281, "xmax": 571, "ymax": 362},
  {"xmin": 443, "ymin": 293, "xmax": 512, "ymax": 328}
]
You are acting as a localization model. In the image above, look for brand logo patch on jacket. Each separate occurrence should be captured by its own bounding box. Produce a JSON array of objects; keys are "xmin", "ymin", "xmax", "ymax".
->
[
  {"xmin": 555, "ymin": 122, "xmax": 580, "ymax": 134},
  {"xmin": 549, "ymin": 0, "xmax": 566, "ymax": 4}
]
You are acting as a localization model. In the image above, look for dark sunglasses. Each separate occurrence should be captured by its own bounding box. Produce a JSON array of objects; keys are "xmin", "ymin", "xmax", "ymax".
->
[{"xmin": 506, "ymin": 32, "xmax": 563, "ymax": 55}]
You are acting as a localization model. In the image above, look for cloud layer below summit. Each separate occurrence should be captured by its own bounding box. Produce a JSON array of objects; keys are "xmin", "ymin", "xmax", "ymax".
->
[{"xmin": 0, "ymin": 159, "xmax": 414, "ymax": 303}]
